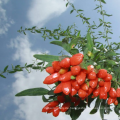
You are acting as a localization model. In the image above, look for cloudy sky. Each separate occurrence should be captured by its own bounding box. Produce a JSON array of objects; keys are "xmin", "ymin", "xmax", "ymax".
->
[{"xmin": 0, "ymin": 0, "xmax": 120, "ymax": 120}]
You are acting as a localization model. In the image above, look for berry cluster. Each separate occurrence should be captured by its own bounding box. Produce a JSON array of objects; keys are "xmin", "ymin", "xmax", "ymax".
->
[{"xmin": 42, "ymin": 53, "xmax": 120, "ymax": 117}]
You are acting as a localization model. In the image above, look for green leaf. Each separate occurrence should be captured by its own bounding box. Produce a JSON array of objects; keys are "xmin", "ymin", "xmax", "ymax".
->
[
  {"xmin": 100, "ymin": 99, "xmax": 106, "ymax": 120},
  {"xmin": 86, "ymin": 32, "xmax": 94, "ymax": 51},
  {"xmin": 70, "ymin": 100, "xmax": 86, "ymax": 120},
  {"xmin": 70, "ymin": 9, "xmax": 74, "ymax": 14},
  {"xmin": 94, "ymin": 6, "xmax": 100, "ymax": 10},
  {"xmin": 77, "ymin": 9, "xmax": 83, "ymax": 12},
  {"xmin": 15, "ymin": 87, "xmax": 49, "ymax": 96},
  {"xmin": 26, "ymin": 64, "xmax": 33, "ymax": 67},
  {"xmin": 90, "ymin": 97, "xmax": 101, "ymax": 114},
  {"xmin": 105, "ymin": 51, "xmax": 116, "ymax": 58},
  {"xmin": 45, "ymin": 61, "xmax": 52, "ymax": 67},
  {"xmin": 34, "ymin": 54, "xmax": 59, "ymax": 62},
  {"xmin": 69, "ymin": 48, "xmax": 79, "ymax": 55},
  {"xmin": 101, "ymin": 0, "xmax": 106, "ymax": 4},
  {"xmin": 50, "ymin": 40, "xmax": 71, "ymax": 54},
  {"xmin": 104, "ymin": 13, "xmax": 112, "ymax": 16},
  {"xmin": 66, "ymin": 2, "xmax": 69, "ymax": 7},
  {"xmin": 48, "ymin": 90, "xmax": 55, "ymax": 95},
  {"xmin": 42, "ymin": 95, "xmax": 49, "ymax": 102},
  {"xmin": 4, "ymin": 65, "xmax": 8, "ymax": 72},
  {"xmin": 37, "ymin": 62, "xmax": 44, "ymax": 65},
  {"xmin": 9, "ymin": 71, "xmax": 16, "ymax": 73},
  {"xmin": 0, "ymin": 74, "xmax": 6, "ymax": 78},
  {"xmin": 105, "ymin": 60, "xmax": 116, "ymax": 65},
  {"xmin": 98, "ymin": 23, "xmax": 103, "ymax": 28}
]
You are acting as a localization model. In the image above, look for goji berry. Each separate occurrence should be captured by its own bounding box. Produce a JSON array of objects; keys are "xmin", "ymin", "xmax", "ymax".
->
[
  {"xmin": 61, "ymin": 102, "xmax": 71, "ymax": 112},
  {"xmin": 53, "ymin": 107, "xmax": 60, "ymax": 117},
  {"xmin": 62, "ymin": 81, "xmax": 71, "ymax": 95},
  {"xmin": 52, "ymin": 61, "xmax": 61, "ymax": 72},
  {"xmin": 59, "ymin": 71, "xmax": 72, "ymax": 82},
  {"xmin": 45, "ymin": 66, "xmax": 55, "ymax": 74},
  {"xmin": 71, "ymin": 65, "xmax": 81, "ymax": 75},
  {"xmin": 76, "ymin": 72, "xmax": 86, "ymax": 85},
  {"xmin": 60, "ymin": 57, "xmax": 70, "ymax": 68},
  {"xmin": 43, "ymin": 73, "xmax": 60, "ymax": 84}
]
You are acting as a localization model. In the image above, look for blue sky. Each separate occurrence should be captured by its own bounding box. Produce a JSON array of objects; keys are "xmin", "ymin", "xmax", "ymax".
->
[{"xmin": 0, "ymin": 0, "xmax": 120, "ymax": 120}]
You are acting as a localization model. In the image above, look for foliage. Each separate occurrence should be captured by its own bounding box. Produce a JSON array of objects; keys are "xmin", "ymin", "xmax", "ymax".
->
[{"xmin": 1, "ymin": 0, "xmax": 120, "ymax": 119}]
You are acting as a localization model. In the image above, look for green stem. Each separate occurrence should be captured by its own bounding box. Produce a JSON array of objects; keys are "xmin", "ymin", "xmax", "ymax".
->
[
  {"xmin": 99, "ymin": 0, "xmax": 110, "ymax": 50},
  {"xmin": 47, "ymin": 85, "xmax": 52, "ymax": 90}
]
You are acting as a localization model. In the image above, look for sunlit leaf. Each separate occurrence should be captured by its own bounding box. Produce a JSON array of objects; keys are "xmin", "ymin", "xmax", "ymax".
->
[{"xmin": 15, "ymin": 88, "xmax": 49, "ymax": 96}]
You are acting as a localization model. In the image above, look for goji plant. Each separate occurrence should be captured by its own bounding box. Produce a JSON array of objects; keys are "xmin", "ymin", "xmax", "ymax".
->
[{"xmin": 1, "ymin": 0, "xmax": 120, "ymax": 119}]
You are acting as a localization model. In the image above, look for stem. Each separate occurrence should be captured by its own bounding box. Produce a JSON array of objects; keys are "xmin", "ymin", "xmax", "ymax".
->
[
  {"xmin": 113, "ymin": 80, "xmax": 120, "ymax": 85},
  {"xmin": 99, "ymin": 0, "xmax": 110, "ymax": 49},
  {"xmin": 47, "ymin": 85, "xmax": 52, "ymax": 90}
]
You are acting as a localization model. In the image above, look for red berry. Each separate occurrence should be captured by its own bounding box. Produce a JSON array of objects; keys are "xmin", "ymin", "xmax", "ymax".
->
[
  {"xmin": 71, "ymin": 65, "xmax": 81, "ymax": 75},
  {"xmin": 71, "ymin": 80, "xmax": 80, "ymax": 90},
  {"xmin": 62, "ymin": 81, "xmax": 71, "ymax": 95},
  {"xmin": 70, "ymin": 86, "xmax": 77, "ymax": 96},
  {"xmin": 80, "ymin": 83, "xmax": 89, "ymax": 91},
  {"xmin": 60, "ymin": 57, "xmax": 70, "ymax": 68},
  {"xmin": 98, "ymin": 80, "xmax": 104, "ymax": 87},
  {"xmin": 76, "ymin": 72, "xmax": 86, "ymax": 85},
  {"xmin": 61, "ymin": 102, "xmax": 71, "ymax": 112},
  {"xmin": 59, "ymin": 71, "xmax": 72, "ymax": 82},
  {"xmin": 78, "ymin": 89, "xmax": 87, "ymax": 98},
  {"xmin": 109, "ymin": 88, "xmax": 117, "ymax": 98},
  {"xmin": 54, "ymin": 83, "xmax": 62, "ymax": 93},
  {"xmin": 116, "ymin": 88, "xmax": 120, "ymax": 97},
  {"xmin": 103, "ymin": 73, "xmax": 112, "ymax": 82},
  {"xmin": 52, "ymin": 61, "xmax": 61, "ymax": 72},
  {"xmin": 43, "ymin": 73, "xmax": 60, "ymax": 84},
  {"xmin": 70, "ymin": 53, "xmax": 83, "ymax": 66},
  {"xmin": 107, "ymin": 97, "xmax": 116, "ymax": 105},
  {"xmin": 46, "ymin": 66, "xmax": 55, "ymax": 74},
  {"xmin": 53, "ymin": 107, "xmax": 60, "ymax": 117},
  {"xmin": 87, "ymin": 71, "xmax": 96, "ymax": 79},
  {"xmin": 97, "ymin": 69, "xmax": 107, "ymax": 78}
]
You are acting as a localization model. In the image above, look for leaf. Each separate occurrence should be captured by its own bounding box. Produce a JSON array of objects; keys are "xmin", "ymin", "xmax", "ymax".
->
[
  {"xmin": 45, "ymin": 61, "xmax": 52, "ymax": 67},
  {"xmin": 87, "ymin": 95, "xmax": 95, "ymax": 107},
  {"xmin": 70, "ymin": 9, "xmax": 74, "ymax": 14},
  {"xmin": 105, "ymin": 60, "xmax": 116, "ymax": 65},
  {"xmin": 66, "ymin": 2, "xmax": 69, "ymax": 7},
  {"xmin": 37, "ymin": 62, "xmax": 44, "ymax": 65},
  {"xmin": 48, "ymin": 90, "xmax": 55, "ymax": 95},
  {"xmin": 0, "ymin": 74, "xmax": 6, "ymax": 78},
  {"xmin": 101, "ymin": 0, "xmax": 106, "ymax": 4},
  {"xmin": 94, "ymin": 6, "xmax": 100, "ymax": 10},
  {"xmin": 105, "ymin": 51, "xmax": 116, "ymax": 58},
  {"xmin": 77, "ymin": 9, "xmax": 83, "ymax": 12},
  {"xmin": 104, "ymin": 13, "xmax": 112, "ymax": 16},
  {"xmin": 100, "ymin": 99, "xmax": 106, "ymax": 120},
  {"xmin": 69, "ymin": 48, "xmax": 79, "ymax": 55},
  {"xmin": 34, "ymin": 54, "xmax": 59, "ymax": 62},
  {"xmin": 86, "ymin": 32, "xmax": 94, "ymax": 51},
  {"xmin": 42, "ymin": 95, "xmax": 49, "ymax": 102},
  {"xmin": 4, "ymin": 65, "xmax": 8, "ymax": 72},
  {"xmin": 114, "ymin": 103, "xmax": 120, "ymax": 116},
  {"xmin": 70, "ymin": 100, "xmax": 86, "ymax": 120},
  {"xmin": 15, "ymin": 87, "xmax": 49, "ymax": 96},
  {"xmin": 90, "ymin": 97, "xmax": 101, "ymax": 114},
  {"xmin": 9, "ymin": 71, "xmax": 16, "ymax": 73},
  {"xmin": 98, "ymin": 23, "xmax": 103, "ymax": 28},
  {"xmin": 26, "ymin": 64, "xmax": 33, "ymax": 67}
]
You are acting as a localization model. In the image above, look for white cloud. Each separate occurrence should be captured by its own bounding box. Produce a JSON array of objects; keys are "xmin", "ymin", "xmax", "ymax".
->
[
  {"xmin": 0, "ymin": 0, "xmax": 14, "ymax": 35},
  {"xmin": 27, "ymin": 0, "xmax": 71, "ymax": 26}
]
